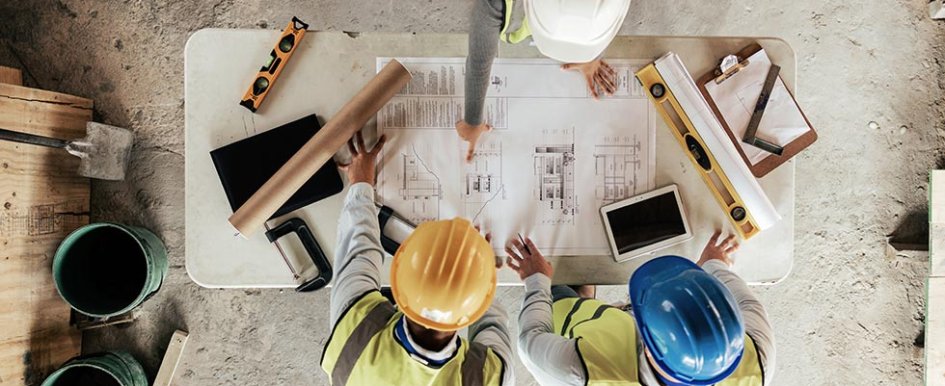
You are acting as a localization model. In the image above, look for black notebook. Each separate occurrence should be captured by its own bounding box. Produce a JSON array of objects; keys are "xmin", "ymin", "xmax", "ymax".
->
[{"xmin": 210, "ymin": 114, "xmax": 343, "ymax": 220}]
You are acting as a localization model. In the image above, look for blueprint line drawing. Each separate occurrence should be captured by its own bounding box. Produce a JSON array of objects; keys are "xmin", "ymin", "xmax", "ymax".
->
[
  {"xmin": 398, "ymin": 146, "xmax": 442, "ymax": 223},
  {"xmin": 376, "ymin": 57, "xmax": 656, "ymax": 256},
  {"xmin": 464, "ymin": 140, "xmax": 506, "ymax": 221},
  {"xmin": 533, "ymin": 128, "xmax": 577, "ymax": 221},
  {"xmin": 593, "ymin": 135, "xmax": 644, "ymax": 203}
]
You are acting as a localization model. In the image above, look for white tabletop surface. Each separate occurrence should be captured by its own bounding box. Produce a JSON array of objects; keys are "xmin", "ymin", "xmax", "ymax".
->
[{"xmin": 184, "ymin": 30, "xmax": 797, "ymax": 288}]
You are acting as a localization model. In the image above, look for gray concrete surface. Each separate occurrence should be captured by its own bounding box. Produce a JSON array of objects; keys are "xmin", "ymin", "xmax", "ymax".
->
[{"xmin": 1, "ymin": 0, "xmax": 943, "ymax": 384}]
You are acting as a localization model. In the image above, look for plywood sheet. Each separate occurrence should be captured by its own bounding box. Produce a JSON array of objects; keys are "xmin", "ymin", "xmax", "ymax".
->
[
  {"xmin": 0, "ymin": 82, "xmax": 91, "ymax": 385},
  {"xmin": 0, "ymin": 67, "xmax": 22, "ymax": 86},
  {"xmin": 929, "ymin": 278, "xmax": 945, "ymax": 385},
  {"xmin": 932, "ymin": 171, "xmax": 945, "ymax": 278}
]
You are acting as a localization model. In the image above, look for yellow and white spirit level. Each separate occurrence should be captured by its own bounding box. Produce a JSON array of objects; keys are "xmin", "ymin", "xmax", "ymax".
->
[{"xmin": 635, "ymin": 53, "xmax": 781, "ymax": 239}]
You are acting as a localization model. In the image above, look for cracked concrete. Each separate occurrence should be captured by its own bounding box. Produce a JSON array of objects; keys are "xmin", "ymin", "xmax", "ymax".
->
[{"xmin": 1, "ymin": 0, "xmax": 944, "ymax": 385}]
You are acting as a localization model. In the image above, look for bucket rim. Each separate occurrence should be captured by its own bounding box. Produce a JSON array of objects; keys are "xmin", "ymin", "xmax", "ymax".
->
[
  {"xmin": 52, "ymin": 222, "xmax": 155, "ymax": 318},
  {"xmin": 41, "ymin": 360, "xmax": 124, "ymax": 386}
]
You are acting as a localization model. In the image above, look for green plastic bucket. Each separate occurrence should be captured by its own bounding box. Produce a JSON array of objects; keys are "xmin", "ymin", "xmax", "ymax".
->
[
  {"xmin": 52, "ymin": 223, "xmax": 168, "ymax": 318},
  {"xmin": 40, "ymin": 351, "xmax": 148, "ymax": 386}
]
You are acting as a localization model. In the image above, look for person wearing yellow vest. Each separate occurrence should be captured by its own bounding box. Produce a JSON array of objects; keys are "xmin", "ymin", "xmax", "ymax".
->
[
  {"xmin": 457, "ymin": 0, "xmax": 633, "ymax": 161},
  {"xmin": 505, "ymin": 231, "xmax": 775, "ymax": 386},
  {"xmin": 321, "ymin": 131, "xmax": 513, "ymax": 385}
]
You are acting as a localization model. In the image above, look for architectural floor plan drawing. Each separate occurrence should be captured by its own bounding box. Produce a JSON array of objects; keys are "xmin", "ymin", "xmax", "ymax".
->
[
  {"xmin": 594, "ymin": 135, "xmax": 645, "ymax": 203},
  {"xmin": 533, "ymin": 128, "xmax": 577, "ymax": 224},
  {"xmin": 376, "ymin": 57, "xmax": 656, "ymax": 256}
]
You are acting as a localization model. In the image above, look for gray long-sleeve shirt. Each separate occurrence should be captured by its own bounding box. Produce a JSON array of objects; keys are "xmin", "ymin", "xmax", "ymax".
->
[
  {"xmin": 328, "ymin": 182, "xmax": 514, "ymax": 385},
  {"xmin": 518, "ymin": 260, "xmax": 776, "ymax": 386},
  {"xmin": 464, "ymin": 0, "xmax": 509, "ymax": 126}
]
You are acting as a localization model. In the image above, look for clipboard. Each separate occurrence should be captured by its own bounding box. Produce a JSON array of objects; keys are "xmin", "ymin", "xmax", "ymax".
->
[{"xmin": 697, "ymin": 44, "xmax": 818, "ymax": 178}]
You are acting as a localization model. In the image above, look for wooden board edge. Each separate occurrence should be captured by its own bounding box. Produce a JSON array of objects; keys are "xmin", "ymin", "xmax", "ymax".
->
[
  {"xmin": 0, "ymin": 83, "xmax": 92, "ymax": 110},
  {"xmin": 153, "ymin": 330, "xmax": 190, "ymax": 386}
]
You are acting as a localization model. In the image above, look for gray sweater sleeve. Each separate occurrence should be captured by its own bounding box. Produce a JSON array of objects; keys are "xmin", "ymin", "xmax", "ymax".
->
[
  {"xmin": 702, "ymin": 260, "xmax": 776, "ymax": 385},
  {"xmin": 329, "ymin": 183, "xmax": 385, "ymax": 327},
  {"xmin": 464, "ymin": 0, "xmax": 506, "ymax": 126},
  {"xmin": 468, "ymin": 300, "xmax": 515, "ymax": 385},
  {"xmin": 518, "ymin": 274, "xmax": 587, "ymax": 386}
]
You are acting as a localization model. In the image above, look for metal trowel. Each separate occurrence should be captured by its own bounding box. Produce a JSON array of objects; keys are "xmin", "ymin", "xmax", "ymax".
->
[{"xmin": 0, "ymin": 122, "xmax": 134, "ymax": 180}]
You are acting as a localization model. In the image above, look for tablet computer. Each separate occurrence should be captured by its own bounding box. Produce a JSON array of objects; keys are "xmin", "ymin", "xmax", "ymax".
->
[{"xmin": 600, "ymin": 184, "xmax": 692, "ymax": 262}]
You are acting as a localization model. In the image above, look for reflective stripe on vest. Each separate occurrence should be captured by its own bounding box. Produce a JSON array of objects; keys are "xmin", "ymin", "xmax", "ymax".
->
[
  {"xmin": 551, "ymin": 297, "xmax": 765, "ymax": 386},
  {"xmin": 320, "ymin": 291, "xmax": 504, "ymax": 386},
  {"xmin": 553, "ymin": 297, "xmax": 641, "ymax": 385},
  {"xmin": 499, "ymin": 0, "xmax": 532, "ymax": 44}
]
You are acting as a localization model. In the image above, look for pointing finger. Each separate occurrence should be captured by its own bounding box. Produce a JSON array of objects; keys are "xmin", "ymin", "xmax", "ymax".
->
[
  {"xmin": 561, "ymin": 63, "xmax": 574, "ymax": 70},
  {"xmin": 356, "ymin": 131, "xmax": 367, "ymax": 154},
  {"xmin": 370, "ymin": 134, "xmax": 387, "ymax": 155},
  {"xmin": 466, "ymin": 140, "xmax": 477, "ymax": 162},
  {"xmin": 707, "ymin": 230, "xmax": 722, "ymax": 247},
  {"xmin": 347, "ymin": 138, "xmax": 358, "ymax": 156}
]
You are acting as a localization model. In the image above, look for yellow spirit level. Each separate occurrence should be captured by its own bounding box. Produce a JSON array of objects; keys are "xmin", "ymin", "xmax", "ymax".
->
[
  {"xmin": 239, "ymin": 17, "xmax": 309, "ymax": 112},
  {"xmin": 636, "ymin": 55, "xmax": 780, "ymax": 239}
]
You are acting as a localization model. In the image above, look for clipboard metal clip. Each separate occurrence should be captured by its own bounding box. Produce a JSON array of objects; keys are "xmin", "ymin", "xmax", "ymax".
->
[{"xmin": 713, "ymin": 54, "xmax": 749, "ymax": 84}]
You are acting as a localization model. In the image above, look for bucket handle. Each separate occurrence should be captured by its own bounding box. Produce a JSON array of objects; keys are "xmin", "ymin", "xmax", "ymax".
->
[{"xmin": 265, "ymin": 218, "xmax": 333, "ymax": 292}]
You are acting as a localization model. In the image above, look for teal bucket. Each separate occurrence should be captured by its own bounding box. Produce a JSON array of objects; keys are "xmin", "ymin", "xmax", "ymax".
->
[
  {"xmin": 52, "ymin": 223, "xmax": 168, "ymax": 318},
  {"xmin": 41, "ymin": 351, "xmax": 148, "ymax": 386}
]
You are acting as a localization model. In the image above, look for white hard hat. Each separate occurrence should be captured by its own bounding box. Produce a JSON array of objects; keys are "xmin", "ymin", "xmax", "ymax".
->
[{"xmin": 525, "ymin": 0, "xmax": 631, "ymax": 63}]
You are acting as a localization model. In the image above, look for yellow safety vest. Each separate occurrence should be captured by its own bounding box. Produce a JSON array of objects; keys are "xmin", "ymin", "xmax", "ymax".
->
[
  {"xmin": 321, "ymin": 291, "xmax": 505, "ymax": 386},
  {"xmin": 552, "ymin": 298, "xmax": 765, "ymax": 386},
  {"xmin": 500, "ymin": 0, "xmax": 531, "ymax": 44}
]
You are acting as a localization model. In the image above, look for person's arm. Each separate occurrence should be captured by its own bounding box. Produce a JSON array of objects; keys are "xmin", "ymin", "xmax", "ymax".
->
[
  {"xmin": 329, "ymin": 133, "xmax": 387, "ymax": 327},
  {"xmin": 458, "ymin": 0, "xmax": 505, "ymax": 161},
  {"xmin": 698, "ymin": 231, "xmax": 775, "ymax": 385},
  {"xmin": 702, "ymin": 260, "xmax": 776, "ymax": 385},
  {"xmin": 468, "ymin": 300, "xmax": 515, "ymax": 385},
  {"xmin": 464, "ymin": 0, "xmax": 504, "ymax": 126},
  {"xmin": 508, "ymin": 238, "xmax": 587, "ymax": 385}
]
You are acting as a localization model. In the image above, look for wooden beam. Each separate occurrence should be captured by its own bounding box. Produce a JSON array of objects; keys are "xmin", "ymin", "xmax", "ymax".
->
[
  {"xmin": 153, "ymin": 330, "xmax": 190, "ymax": 386},
  {"xmin": 0, "ymin": 67, "xmax": 21, "ymax": 86}
]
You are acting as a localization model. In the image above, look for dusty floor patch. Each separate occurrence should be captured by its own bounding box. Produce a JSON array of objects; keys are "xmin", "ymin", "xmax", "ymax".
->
[{"xmin": 1, "ymin": 0, "xmax": 943, "ymax": 384}]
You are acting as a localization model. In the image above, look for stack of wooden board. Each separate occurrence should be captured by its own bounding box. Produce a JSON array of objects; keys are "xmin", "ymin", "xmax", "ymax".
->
[
  {"xmin": 930, "ymin": 171, "xmax": 945, "ymax": 385},
  {"xmin": 0, "ymin": 67, "xmax": 91, "ymax": 385}
]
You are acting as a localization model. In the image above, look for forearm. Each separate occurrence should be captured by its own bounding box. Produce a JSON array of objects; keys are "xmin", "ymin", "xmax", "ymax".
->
[
  {"xmin": 518, "ymin": 274, "xmax": 585, "ymax": 385},
  {"xmin": 464, "ymin": 0, "xmax": 504, "ymax": 125},
  {"xmin": 703, "ymin": 260, "xmax": 776, "ymax": 384},
  {"xmin": 469, "ymin": 300, "xmax": 514, "ymax": 385},
  {"xmin": 329, "ymin": 183, "xmax": 385, "ymax": 327}
]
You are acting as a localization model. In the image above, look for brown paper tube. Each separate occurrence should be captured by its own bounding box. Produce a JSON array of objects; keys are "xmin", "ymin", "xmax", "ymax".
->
[{"xmin": 228, "ymin": 60, "xmax": 412, "ymax": 236}]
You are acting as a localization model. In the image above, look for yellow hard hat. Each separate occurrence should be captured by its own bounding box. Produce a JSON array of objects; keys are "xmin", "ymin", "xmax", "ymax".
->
[{"xmin": 390, "ymin": 218, "xmax": 497, "ymax": 331}]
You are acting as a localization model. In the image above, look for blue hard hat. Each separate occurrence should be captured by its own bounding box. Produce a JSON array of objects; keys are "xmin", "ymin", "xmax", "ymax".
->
[{"xmin": 629, "ymin": 256, "xmax": 745, "ymax": 385}]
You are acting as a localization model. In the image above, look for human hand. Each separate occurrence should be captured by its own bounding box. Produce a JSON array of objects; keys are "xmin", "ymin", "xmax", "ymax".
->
[
  {"xmin": 338, "ymin": 131, "xmax": 386, "ymax": 186},
  {"xmin": 561, "ymin": 59, "xmax": 617, "ymax": 99},
  {"xmin": 455, "ymin": 120, "xmax": 492, "ymax": 162},
  {"xmin": 505, "ymin": 236, "xmax": 553, "ymax": 280},
  {"xmin": 697, "ymin": 230, "xmax": 739, "ymax": 267}
]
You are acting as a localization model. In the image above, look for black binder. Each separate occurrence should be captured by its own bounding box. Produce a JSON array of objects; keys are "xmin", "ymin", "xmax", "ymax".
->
[{"xmin": 210, "ymin": 114, "xmax": 343, "ymax": 219}]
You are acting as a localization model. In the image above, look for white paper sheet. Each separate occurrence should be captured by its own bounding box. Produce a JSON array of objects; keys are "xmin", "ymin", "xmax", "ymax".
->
[
  {"xmin": 704, "ymin": 49, "xmax": 811, "ymax": 165},
  {"xmin": 375, "ymin": 58, "xmax": 656, "ymax": 256}
]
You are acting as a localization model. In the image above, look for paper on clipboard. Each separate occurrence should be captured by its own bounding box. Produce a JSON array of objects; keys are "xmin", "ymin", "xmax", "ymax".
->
[{"xmin": 704, "ymin": 49, "xmax": 811, "ymax": 165}]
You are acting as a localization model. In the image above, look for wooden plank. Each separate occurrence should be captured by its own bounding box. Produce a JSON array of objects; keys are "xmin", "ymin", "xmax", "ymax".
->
[
  {"xmin": 929, "ymin": 278, "xmax": 945, "ymax": 385},
  {"xmin": 154, "ymin": 330, "xmax": 189, "ymax": 386},
  {"xmin": 0, "ymin": 84, "xmax": 91, "ymax": 385},
  {"xmin": 0, "ymin": 67, "xmax": 21, "ymax": 86}
]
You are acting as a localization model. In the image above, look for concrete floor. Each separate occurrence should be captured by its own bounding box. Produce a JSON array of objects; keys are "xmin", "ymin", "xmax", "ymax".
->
[{"xmin": 1, "ymin": 0, "xmax": 943, "ymax": 384}]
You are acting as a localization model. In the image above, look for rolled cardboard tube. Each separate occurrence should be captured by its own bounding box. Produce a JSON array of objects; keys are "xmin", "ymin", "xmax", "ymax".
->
[{"xmin": 228, "ymin": 60, "xmax": 412, "ymax": 237}]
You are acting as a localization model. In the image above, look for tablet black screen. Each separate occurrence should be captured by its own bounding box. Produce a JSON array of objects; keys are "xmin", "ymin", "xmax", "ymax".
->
[{"xmin": 607, "ymin": 191, "xmax": 687, "ymax": 254}]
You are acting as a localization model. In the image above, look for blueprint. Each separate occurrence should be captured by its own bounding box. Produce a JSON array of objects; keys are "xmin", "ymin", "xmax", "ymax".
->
[{"xmin": 376, "ymin": 58, "xmax": 656, "ymax": 256}]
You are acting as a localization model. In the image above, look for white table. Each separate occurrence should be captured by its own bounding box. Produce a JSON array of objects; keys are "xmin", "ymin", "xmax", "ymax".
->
[{"xmin": 184, "ymin": 30, "xmax": 796, "ymax": 288}]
